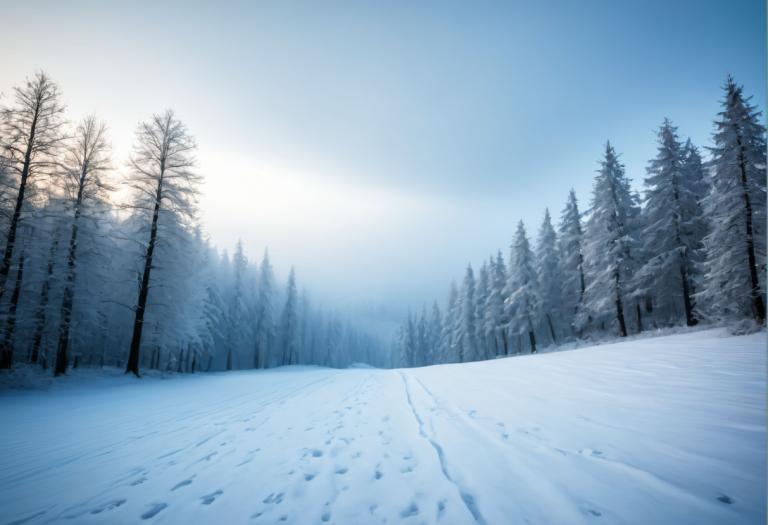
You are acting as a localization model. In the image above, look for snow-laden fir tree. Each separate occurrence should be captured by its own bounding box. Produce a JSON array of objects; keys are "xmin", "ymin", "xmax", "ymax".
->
[
  {"xmin": 581, "ymin": 142, "xmax": 640, "ymax": 337},
  {"xmin": 280, "ymin": 267, "xmax": 299, "ymax": 366},
  {"xmin": 557, "ymin": 189, "xmax": 586, "ymax": 336},
  {"xmin": 475, "ymin": 261, "xmax": 491, "ymax": 359},
  {"xmin": 426, "ymin": 301, "xmax": 442, "ymax": 365},
  {"xmin": 253, "ymin": 250, "xmax": 275, "ymax": 368},
  {"xmin": 699, "ymin": 77, "xmax": 766, "ymax": 323},
  {"xmin": 536, "ymin": 209, "xmax": 561, "ymax": 344},
  {"xmin": 457, "ymin": 265, "xmax": 478, "ymax": 362},
  {"xmin": 505, "ymin": 221, "xmax": 541, "ymax": 353},
  {"xmin": 483, "ymin": 252, "xmax": 508, "ymax": 356},
  {"xmin": 443, "ymin": 281, "xmax": 460, "ymax": 363},
  {"xmin": 635, "ymin": 119, "xmax": 707, "ymax": 327}
]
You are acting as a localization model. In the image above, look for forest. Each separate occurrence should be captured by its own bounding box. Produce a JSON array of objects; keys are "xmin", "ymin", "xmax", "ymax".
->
[
  {"xmin": 396, "ymin": 76, "xmax": 766, "ymax": 367},
  {"xmin": 0, "ymin": 71, "xmax": 387, "ymax": 377}
]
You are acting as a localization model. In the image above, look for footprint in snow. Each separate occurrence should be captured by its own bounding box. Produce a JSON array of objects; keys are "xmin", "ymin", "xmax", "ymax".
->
[
  {"xmin": 262, "ymin": 492, "xmax": 285, "ymax": 504},
  {"xmin": 90, "ymin": 499, "xmax": 127, "ymax": 515},
  {"xmin": 200, "ymin": 490, "xmax": 223, "ymax": 505},
  {"xmin": 140, "ymin": 502, "xmax": 167, "ymax": 520},
  {"xmin": 171, "ymin": 479, "xmax": 193, "ymax": 491},
  {"xmin": 321, "ymin": 511, "xmax": 331, "ymax": 522},
  {"xmin": 717, "ymin": 494, "xmax": 734, "ymax": 504},
  {"xmin": 304, "ymin": 473, "xmax": 316, "ymax": 481},
  {"xmin": 335, "ymin": 467, "xmax": 348, "ymax": 475},
  {"xmin": 400, "ymin": 502, "xmax": 419, "ymax": 518},
  {"xmin": 374, "ymin": 469, "xmax": 383, "ymax": 480}
]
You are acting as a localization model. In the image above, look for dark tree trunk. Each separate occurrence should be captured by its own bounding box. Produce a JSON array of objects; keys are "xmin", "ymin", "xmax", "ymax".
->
[
  {"xmin": 635, "ymin": 301, "xmax": 643, "ymax": 333},
  {"xmin": 191, "ymin": 353, "xmax": 196, "ymax": 374},
  {"xmin": 528, "ymin": 330, "xmax": 537, "ymax": 354},
  {"xmin": 226, "ymin": 348, "xmax": 233, "ymax": 371},
  {"xmin": 545, "ymin": 313, "xmax": 557, "ymax": 344},
  {"xmin": 0, "ymin": 252, "xmax": 25, "ymax": 369},
  {"xmin": 206, "ymin": 354, "xmax": 213, "ymax": 372},
  {"xmin": 502, "ymin": 330, "xmax": 509, "ymax": 356},
  {"xmin": 679, "ymin": 261, "xmax": 697, "ymax": 326},
  {"xmin": 615, "ymin": 271, "xmax": 627, "ymax": 337},
  {"xmin": 125, "ymin": 171, "xmax": 164, "ymax": 377},
  {"xmin": 736, "ymin": 140, "xmax": 765, "ymax": 323}
]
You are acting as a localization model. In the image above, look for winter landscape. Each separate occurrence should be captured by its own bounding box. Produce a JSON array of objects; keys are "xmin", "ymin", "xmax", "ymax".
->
[{"xmin": 1, "ymin": 2, "xmax": 766, "ymax": 525}]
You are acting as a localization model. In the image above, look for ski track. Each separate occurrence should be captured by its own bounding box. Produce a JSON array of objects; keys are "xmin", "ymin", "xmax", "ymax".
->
[{"xmin": 0, "ymin": 329, "xmax": 765, "ymax": 524}]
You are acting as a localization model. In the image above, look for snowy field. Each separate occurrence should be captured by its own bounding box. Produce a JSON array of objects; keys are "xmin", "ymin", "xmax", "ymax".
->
[{"xmin": 0, "ymin": 329, "xmax": 765, "ymax": 525}]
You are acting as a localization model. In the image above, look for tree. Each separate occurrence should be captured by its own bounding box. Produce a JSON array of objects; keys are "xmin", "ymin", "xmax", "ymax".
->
[
  {"xmin": 124, "ymin": 110, "xmax": 200, "ymax": 377},
  {"xmin": 699, "ymin": 77, "xmax": 766, "ymax": 323},
  {"xmin": 253, "ymin": 250, "xmax": 275, "ymax": 368},
  {"xmin": 0, "ymin": 71, "xmax": 66, "ymax": 302},
  {"xmin": 457, "ymin": 264, "xmax": 478, "ymax": 362},
  {"xmin": 581, "ymin": 142, "xmax": 639, "ymax": 337},
  {"xmin": 635, "ymin": 119, "xmax": 706, "ymax": 328},
  {"xmin": 536, "ymin": 209, "xmax": 561, "ymax": 343},
  {"xmin": 558, "ymin": 189, "xmax": 586, "ymax": 335},
  {"xmin": 280, "ymin": 267, "xmax": 298, "ymax": 366},
  {"xmin": 54, "ymin": 115, "xmax": 111, "ymax": 375},
  {"xmin": 505, "ymin": 221, "xmax": 541, "ymax": 353},
  {"xmin": 484, "ymin": 252, "xmax": 508, "ymax": 356}
]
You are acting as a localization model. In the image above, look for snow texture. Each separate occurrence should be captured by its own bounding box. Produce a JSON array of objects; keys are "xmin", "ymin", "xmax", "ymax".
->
[{"xmin": 0, "ymin": 329, "xmax": 764, "ymax": 524}]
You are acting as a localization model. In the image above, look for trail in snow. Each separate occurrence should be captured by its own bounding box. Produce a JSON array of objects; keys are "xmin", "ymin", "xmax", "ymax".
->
[{"xmin": 0, "ymin": 328, "xmax": 765, "ymax": 525}]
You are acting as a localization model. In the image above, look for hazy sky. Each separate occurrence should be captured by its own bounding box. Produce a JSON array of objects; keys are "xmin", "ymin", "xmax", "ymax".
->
[{"xmin": 1, "ymin": 0, "xmax": 765, "ymax": 320}]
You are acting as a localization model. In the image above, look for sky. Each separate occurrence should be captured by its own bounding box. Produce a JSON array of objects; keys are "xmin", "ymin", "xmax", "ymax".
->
[{"xmin": 0, "ymin": 0, "xmax": 765, "ymax": 327}]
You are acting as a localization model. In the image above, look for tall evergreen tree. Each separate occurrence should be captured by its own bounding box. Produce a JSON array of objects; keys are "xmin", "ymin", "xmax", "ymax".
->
[
  {"xmin": 558, "ymin": 189, "xmax": 586, "ymax": 335},
  {"xmin": 581, "ymin": 142, "xmax": 639, "ymax": 337},
  {"xmin": 280, "ymin": 267, "xmax": 299, "ymax": 365},
  {"xmin": 536, "ymin": 209, "xmax": 561, "ymax": 343},
  {"xmin": 505, "ymin": 221, "xmax": 541, "ymax": 353},
  {"xmin": 699, "ymin": 77, "xmax": 766, "ymax": 323},
  {"xmin": 636, "ymin": 119, "xmax": 706, "ymax": 327},
  {"xmin": 457, "ymin": 265, "xmax": 478, "ymax": 362}
]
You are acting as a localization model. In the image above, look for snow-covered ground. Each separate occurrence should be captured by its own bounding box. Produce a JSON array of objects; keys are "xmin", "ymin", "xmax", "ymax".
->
[{"xmin": 1, "ymin": 329, "xmax": 765, "ymax": 525}]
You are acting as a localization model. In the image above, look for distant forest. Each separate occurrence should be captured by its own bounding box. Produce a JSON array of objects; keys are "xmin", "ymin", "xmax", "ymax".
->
[
  {"xmin": 397, "ymin": 77, "xmax": 766, "ymax": 366},
  {"xmin": 0, "ymin": 71, "xmax": 387, "ymax": 377}
]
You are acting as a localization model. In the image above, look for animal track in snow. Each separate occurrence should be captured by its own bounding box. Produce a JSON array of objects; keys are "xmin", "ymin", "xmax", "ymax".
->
[
  {"xmin": 200, "ymin": 490, "xmax": 223, "ymax": 505},
  {"xmin": 140, "ymin": 502, "xmax": 167, "ymax": 520}
]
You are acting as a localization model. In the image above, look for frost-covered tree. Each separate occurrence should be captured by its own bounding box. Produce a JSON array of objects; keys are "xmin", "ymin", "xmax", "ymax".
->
[
  {"xmin": 505, "ymin": 221, "xmax": 541, "ymax": 353},
  {"xmin": 0, "ymin": 72, "xmax": 66, "ymax": 302},
  {"xmin": 457, "ymin": 264, "xmax": 478, "ymax": 362},
  {"xmin": 475, "ymin": 261, "xmax": 491, "ymax": 358},
  {"xmin": 635, "ymin": 119, "xmax": 706, "ymax": 328},
  {"xmin": 253, "ymin": 250, "xmax": 275, "ymax": 368},
  {"xmin": 558, "ymin": 190, "xmax": 586, "ymax": 336},
  {"xmin": 483, "ymin": 252, "xmax": 508, "ymax": 356},
  {"xmin": 123, "ymin": 110, "xmax": 201, "ymax": 377},
  {"xmin": 54, "ymin": 115, "xmax": 112, "ymax": 375},
  {"xmin": 442, "ymin": 281, "xmax": 460, "ymax": 363},
  {"xmin": 581, "ymin": 142, "xmax": 640, "ymax": 337},
  {"xmin": 280, "ymin": 267, "xmax": 299, "ymax": 366},
  {"xmin": 536, "ymin": 209, "xmax": 561, "ymax": 343},
  {"xmin": 699, "ymin": 77, "xmax": 766, "ymax": 323}
]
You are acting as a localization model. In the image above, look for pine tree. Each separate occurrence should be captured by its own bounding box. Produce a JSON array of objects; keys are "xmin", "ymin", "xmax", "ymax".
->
[
  {"xmin": 699, "ymin": 77, "xmax": 766, "ymax": 323},
  {"xmin": 280, "ymin": 267, "xmax": 298, "ymax": 365},
  {"xmin": 253, "ymin": 250, "xmax": 275, "ymax": 368},
  {"xmin": 558, "ymin": 190, "xmax": 586, "ymax": 336},
  {"xmin": 536, "ymin": 209, "xmax": 561, "ymax": 344},
  {"xmin": 581, "ymin": 142, "xmax": 640, "ymax": 337},
  {"xmin": 484, "ymin": 252, "xmax": 508, "ymax": 356},
  {"xmin": 505, "ymin": 221, "xmax": 541, "ymax": 353},
  {"xmin": 461, "ymin": 265, "xmax": 479, "ymax": 362},
  {"xmin": 636, "ymin": 119, "xmax": 706, "ymax": 327}
]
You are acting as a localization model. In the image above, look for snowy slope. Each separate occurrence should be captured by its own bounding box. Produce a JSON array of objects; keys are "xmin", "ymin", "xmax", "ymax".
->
[{"xmin": 0, "ymin": 329, "xmax": 764, "ymax": 525}]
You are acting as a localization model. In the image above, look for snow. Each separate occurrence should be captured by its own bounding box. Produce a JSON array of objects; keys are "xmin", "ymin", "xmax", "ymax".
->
[{"xmin": 0, "ymin": 329, "xmax": 764, "ymax": 524}]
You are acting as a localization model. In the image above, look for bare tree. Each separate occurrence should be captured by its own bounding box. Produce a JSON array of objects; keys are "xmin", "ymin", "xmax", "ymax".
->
[
  {"xmin": 0, "ymin": 71, "xmax": 66, "ymax": 301},
  {"xmin": 124, "ymin": 110, "xmax": 200, "ymax": 377},
  {"xmin": 53, "ymin": 115, "xmax": 111, "ymax": 376}
]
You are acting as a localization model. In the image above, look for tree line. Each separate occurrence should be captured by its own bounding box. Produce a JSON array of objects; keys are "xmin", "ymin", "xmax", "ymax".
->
[
  {"xmin": 397, "ymin": 76, "xmax": 766, "ymax": 367},
  {"xmin": 0, "ymin": 71, "xmax": 386, "ymax": 377}
]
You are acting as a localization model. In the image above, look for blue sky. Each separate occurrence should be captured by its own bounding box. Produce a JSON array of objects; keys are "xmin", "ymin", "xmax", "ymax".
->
[{"xmin": 1, "ymin": 0, "xmax": 765, "ymax": 318}]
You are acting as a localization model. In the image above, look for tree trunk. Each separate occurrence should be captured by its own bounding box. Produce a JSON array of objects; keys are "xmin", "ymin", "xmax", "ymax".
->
[
  {"xmin": 615, "ymin": 271, "xmax": 627, "ymax": 337},
  {"xmin": 679, "ymin": 261, "xmax": 697, "ymax": 326},
  {"xmin": 635, "ymin": 301, "xmax": 643, "ymax": 333},
  {"xmin": 125, "ymin": 170, "xmax": 164, "ymax": 377},
  {"xmin": 528, "ymin": 330, "xmax": 537, "ymax": 354},
  {"xmin": 545, "ymin": 313, "xmax": 557, "ymax": 344},
  {"xmin": 0, "ymin": 252, "xmax": 25, "ymax": 369},
  {"xmin": 737, "ymin": 140, "xmax": 765, "ymax": 323}
]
